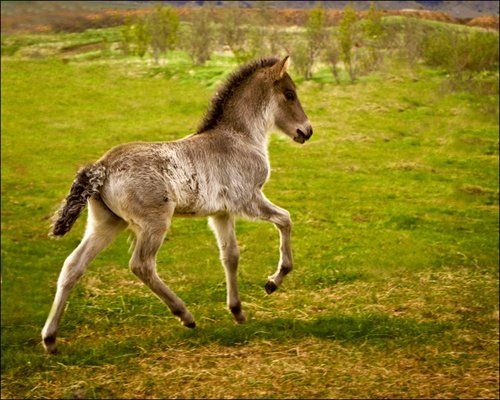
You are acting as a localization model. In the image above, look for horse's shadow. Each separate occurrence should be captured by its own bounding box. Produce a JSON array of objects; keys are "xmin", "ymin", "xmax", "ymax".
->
[
  {"xmin": 179, "ymin": 313, "xmax": 448, "ymax": 346},
  {"xmin": 41, "ymin": 313, "xmax": 448, "ymax": 364}
]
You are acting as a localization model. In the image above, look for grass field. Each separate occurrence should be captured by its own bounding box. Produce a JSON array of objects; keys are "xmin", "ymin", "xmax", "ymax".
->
[{"xmin": 1, "ymin": 28, "xmax": 499, "ymax": 398}]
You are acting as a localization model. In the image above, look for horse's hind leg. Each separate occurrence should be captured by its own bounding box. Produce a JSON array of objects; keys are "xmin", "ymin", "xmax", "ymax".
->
[
  {"xmin": 42, "ymin": 197, "xmax": 126, "ymax": 353},
  {"xmin": 129, "ymin": 211, "xmax": 195, "ymax": 328},
  {"xmin": 209, "ymin": 214, "xmax": 246, "ymax": 323}
]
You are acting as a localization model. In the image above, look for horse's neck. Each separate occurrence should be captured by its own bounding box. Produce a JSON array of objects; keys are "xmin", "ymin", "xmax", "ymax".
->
[{"xmin": 222, "ymin": 99, "xmax": 273, "ymax": 151}]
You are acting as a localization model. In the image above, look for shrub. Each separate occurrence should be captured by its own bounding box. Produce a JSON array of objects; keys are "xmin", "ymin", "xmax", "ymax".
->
[
  {"xmin": 302, "ymin": 7, "xmax": 327, "ymax": 79},
  {"xmin": 400, "ymin": 17, "xmax": 428, "ymax": 66},
  {"xmin": 267, "ymin": 25, "xmax": 283, "ymax": 56},
  {"xmin": 219, "ymin": 6, "xmax": 249, "ymax": 63},
  {"xmin": 363, "ymin": 2, "xmax": 384, "ymax": 42},
  {"xmin": 339, "ymin": 6, "xmax": 359, "ymax": 82},
  {"xmin": 119, "ymin": 19, "xmax": 133, "ymax": 56},
  {"xmin": 256, "ymin": 4, "xmax": 284, "ymax": 56},
  {"xmin": 323, "ymin": 33, "xmax": 341, "ymax": 83},
  {"xmin": 421, "ymin": 27, "xmax": 499, "ymax": 93},
  {"xmin": 422, "ymin": 28, "xmax": 499, "ymax": 78},
  {"xmin": 182, "ymin": 6, "xmax": 215, "ymax": 65},
  {"xmin": 145, "ymin": 6, "xmax": 179, "ymax": 64},
  {"xmin": 119, "ymin": 6, "xmax": 179, "ymax": 63},
  {"xmin": 291, "ymin": 38, "xmax": 313, "ymax": 80},
  {"xmin": 359, "ymin": 2, "xmax": 385, "ymax": 73},
  {"xmin": 121, "ymin": 16, "xmax": 149, "ymax": 58}
]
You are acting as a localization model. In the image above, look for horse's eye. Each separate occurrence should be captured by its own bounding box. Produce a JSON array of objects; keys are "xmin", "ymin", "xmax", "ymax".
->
[{"xmin": 285, "ymin": 90, "xmax": 295, "ymax": 101}]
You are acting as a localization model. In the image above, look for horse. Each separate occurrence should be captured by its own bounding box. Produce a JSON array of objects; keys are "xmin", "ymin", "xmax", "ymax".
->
[{"xmin": 42, "ymin": 56, "xmax": 313, "ymax": 353}]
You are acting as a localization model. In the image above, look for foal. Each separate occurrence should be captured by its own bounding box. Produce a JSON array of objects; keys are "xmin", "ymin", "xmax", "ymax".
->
[{"xmin": 42, "ymin": 56, "xmax": 313, "ymax": 353}]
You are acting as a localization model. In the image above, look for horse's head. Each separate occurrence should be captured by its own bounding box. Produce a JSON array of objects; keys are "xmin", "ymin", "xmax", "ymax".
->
[{"xmin": 268, "ymin": 56, "xmax": 313, "ymax": 144}]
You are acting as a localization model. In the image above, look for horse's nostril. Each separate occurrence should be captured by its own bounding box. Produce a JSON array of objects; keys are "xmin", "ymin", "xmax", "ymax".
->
[
  {"xmin": 307, "ymin": 126, "xmax": 313, "ymax": 138},
  {"xmin": 297, "ymin": 127, "xmax": 313, "ymax": 139},
  {"xmin": 294, "ymin": 129, "xmax": 307, "ymax": 144}
]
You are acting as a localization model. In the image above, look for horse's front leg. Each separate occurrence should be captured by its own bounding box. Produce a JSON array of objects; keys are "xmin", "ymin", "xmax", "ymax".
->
[{"xmin": 244, "ymin": 193, "xmax": 293, "ymax": 294}]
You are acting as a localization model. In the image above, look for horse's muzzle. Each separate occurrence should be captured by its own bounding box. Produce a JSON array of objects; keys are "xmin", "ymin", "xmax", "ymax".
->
[{"xmin": 294, "ymin": 126, "xmax": 313, "ymax": 144}]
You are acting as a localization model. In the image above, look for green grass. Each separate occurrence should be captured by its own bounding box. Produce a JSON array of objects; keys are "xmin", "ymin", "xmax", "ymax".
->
[{"xmin": 1, "ymin": 29, "xmax": 499, "ymax": 398}]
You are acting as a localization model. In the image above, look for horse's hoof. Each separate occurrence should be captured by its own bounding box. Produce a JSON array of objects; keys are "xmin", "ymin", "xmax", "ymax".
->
[
  {"xmin": 265, "ymin": 281, "xmax": 278, "ymax": 294},
  {"xmin": 184, "ymin": 321, "xmax": 196, "ymax": 329},
  {"xmin": 230, "ymin": 304, "xmax": 246, "ymax": 323},
  {"xmin": 233, "ymin": 310, "xmax": 247, "ymax": 324},
  {"xmin": 42, "ymin": 336, "xmax": 58, "ymax": 354}
]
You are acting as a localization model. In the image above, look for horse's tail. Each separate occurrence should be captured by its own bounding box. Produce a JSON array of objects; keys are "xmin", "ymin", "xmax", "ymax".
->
[{"xmin": 50, "ymin": 163, "xmax": 106, "ymax": 237}]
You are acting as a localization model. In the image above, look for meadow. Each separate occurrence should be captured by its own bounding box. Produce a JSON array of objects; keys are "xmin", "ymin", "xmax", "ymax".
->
[{"xmin": 1, "ymin": 23, "xmax": 499, "ymax": 398}]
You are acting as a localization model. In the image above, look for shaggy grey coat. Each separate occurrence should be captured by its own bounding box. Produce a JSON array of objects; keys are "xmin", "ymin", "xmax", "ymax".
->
[{"xmin": 42, "ymin": 56, "xmax": 313, "ymax": 353}]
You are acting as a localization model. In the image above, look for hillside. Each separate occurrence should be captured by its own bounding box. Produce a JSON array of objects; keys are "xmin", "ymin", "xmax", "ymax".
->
[{"xmin": 1, "ymin": 0, "xmax": 499, "ymax": 34}]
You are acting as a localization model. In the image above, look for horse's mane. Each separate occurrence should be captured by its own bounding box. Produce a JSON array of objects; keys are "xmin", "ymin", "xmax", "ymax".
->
[{"xmin": 196, "ymin": 56, "xmax": 280, "ymax": 134}]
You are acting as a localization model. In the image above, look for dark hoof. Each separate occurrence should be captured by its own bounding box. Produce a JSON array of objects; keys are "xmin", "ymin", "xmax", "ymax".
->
[
  {"xmin": 230, "ymin": 304, "xmax": 241, "ymax": 315},
  {"xmin": 230, "ymin": 304, "xmax": 247, "ymax": 323},
  {"xmin": 43, "ymin": 336, "xmax": 58, "ymax": 354},
  {"xmin": 46, "ymin": 347, "xmax": 59, "ymax": 355},
  {"xmin": 184, "ymin": 321, "xmax": 196, "ymax": 329},
  {"xmin": 265, "ymin": 281, "xmax": 278, "ymax": 294},
  {"xmin": 234, "ymin": 312, "xmax": 247, "ymax": 324}
]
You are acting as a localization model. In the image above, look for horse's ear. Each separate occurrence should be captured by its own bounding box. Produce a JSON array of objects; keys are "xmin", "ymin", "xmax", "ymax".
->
[{"xmin": 272, "ymin": 56, "xmax": 290, "ymax": 80}]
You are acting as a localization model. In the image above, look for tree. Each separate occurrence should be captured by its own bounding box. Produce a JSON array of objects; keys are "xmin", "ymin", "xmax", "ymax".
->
[
  {"xmin": 363, "ymin": 2, "xmax": 383, "ymax": 42},
  {"xmin": 219, "ymin": 5, "xmax": 248, "ymax": 63},
  {"xmin": 323, "ymin": 33, "xmax": 341, "ymax": 83},
  {"xmin": 145, "ymin": 6, "xmax": 179, "ymax": 64},
  {"xmin": 119, "ymin": 17, "xmax": 134, "ymax": 56},
  {"xmin": 134, "ymin": 17, "xmax": 149, "ymax": 58},
  {"xmin": 291, "ymin": 38, "xmax": 313, "ymax": 80},
  {"xmin": 183, "ymin": 6, "xmax": 215, "ymax": 65},
  {"xmin": 121, "ymin": 15, "xmax": 149, "ymax": 58},
  {"xmin": 255, "ymin": 2, "xmax": 281, "ymax": 56},
  {"xmin": 361, "ymin": 1, "xmax": 384, "ymax": 71},
  {"xmin": 339, "ymin": 5, "xmax": 358, "ymax": 82},
  {"xmin": 303, "ymin": 6, "xmax": 327, "ymax": 79}
]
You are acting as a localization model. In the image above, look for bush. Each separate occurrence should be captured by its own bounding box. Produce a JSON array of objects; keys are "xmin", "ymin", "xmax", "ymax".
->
[
  {"xmin": 182, "ymin": 6, "xmax": 215, "ymax": 65},
  {"xmin": 146, "ymin": 6, "xmax": 179, "ymax": 64},
  {"xmin": 303, "ymin": 7, "xmax": 327, "ymax": 79},
  {"xmin": 291, "ymin": 38, "xmax": 313, "ymax": 79},
  {"xmin": 420, "ymin": 27, "xmax": 499, "ymax": 93},
  {"xmin": 257, "ymin": 5, "xmax": 285, "ymax": 56},
  {"xmin": 120, "ymin": 16, "xmax": 149, "ymax": 58},
  {"xmin": 400, "ymin": 17, "xmax": 429, "ymax": 66},
  {"xmin": 422, "ymin": 28, "xmax": 499, "ymax": 79},
  {"xmin": 359, "ymin": 2, "xmax": 385, "ymax": 73},
  {"xmin": 119, "ymin": 6, "xmax": 179, "ymax": 63},
  {"xmin": 323, "ymin": 33, "xmax": 341, "ymax": 83},
  {"xmin": 339, "ymin": 6, "xmax": 359, "ymax": 82},
  {"xmin": 218, "ymin": 6, "xmax": 249, "ymax": 63}
]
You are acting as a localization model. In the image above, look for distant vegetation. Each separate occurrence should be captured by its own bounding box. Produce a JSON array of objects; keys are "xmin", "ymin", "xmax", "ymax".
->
[{"xmin": 2, "ymin": 3, "xmax": 498, "ymax": 93}]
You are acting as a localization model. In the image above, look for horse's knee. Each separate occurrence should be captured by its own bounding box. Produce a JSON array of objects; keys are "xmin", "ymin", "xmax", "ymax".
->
[
  {"xmin": 129, "ymin": 260, "xmax": 140, "ymax": 276},
  {"xmin": 274, "ymin": 210, "xmax": 292, "ymax": 231},
  {"xmin": 129, "ymin": 258, "xmax": 154, "ymax": 281}
]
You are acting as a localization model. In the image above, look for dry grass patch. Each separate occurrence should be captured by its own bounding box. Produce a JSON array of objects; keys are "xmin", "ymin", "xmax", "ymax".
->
[
  {"xmin": 459, "ymin": 184, "xmax": 494, "ymax": 195},
  {"xmin": 387, "ymin": 160, "xmax": 438, "ymax": 172},
  {"xmin": 334, "ymin": 133, "xmax": 376, "ymax": 143},
  {"xmin": 2, "ymin": 339, "xmax": 498, "ymax": 398}
]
